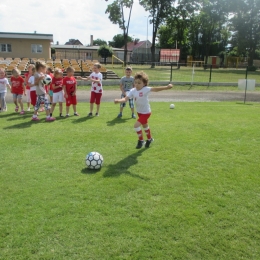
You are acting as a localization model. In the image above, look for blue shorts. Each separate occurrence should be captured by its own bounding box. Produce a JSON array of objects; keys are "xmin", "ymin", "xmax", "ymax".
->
[
  {"xmin": 13, "ymin": 94, "xmax": 23, "ymax": 99},
  {"xmin": 120, "ymin": 92, "xmax": 134, "ymax": 108},
  {"xmin": 49, "ymin": 90, "xmax": 53, "ymax": 97}
]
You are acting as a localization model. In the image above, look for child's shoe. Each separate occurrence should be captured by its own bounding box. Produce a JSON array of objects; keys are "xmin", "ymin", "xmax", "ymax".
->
[
  {"xmin": 74, "ymin": 112, "xmax": 80, "ymax": 116},
  {"xmin": 132, "ymin": 113, "xmax": 136, "ymax": 119},
  {"xmin": 27, "ymin": 108, "xmax": 31, "ymax": 111},
  {"xmin": 60, "ymin": 113, "xmax": 64, "ymax": 117},
  {"xmin": 88, "ymin": 112, "xmax": 93, "ymax": 117},
  {"xmin": 20, "ymin": 110, "xmax": 25, "ymax": 115},
  {"xmin": 145, "ymin": 138, "xmax": 154, "ymax": 148},
  {"xmin": 95, "ymin": 113, "xmax": 99, "ymax": 116},
  {"xmin": 15, "ymin": 106, "xmax": 19, "ymax": 112},
  {"xmin": 46, "ymin": 117, "xmax": 56, "ymax": 122},
  {"xmin": 31, "ymin": 117, "xmax": 40, "ymax": 121},
  {"xmin": 117, "ymin": 113, "xmax": 122, "ymax": 118},
  {"xmin": 136, "ymin": 140, "xmax": 146, "ymax": 149},
  {"xmin": 66, "ymin": 114, "xmax": 70, "ymax": 117}
]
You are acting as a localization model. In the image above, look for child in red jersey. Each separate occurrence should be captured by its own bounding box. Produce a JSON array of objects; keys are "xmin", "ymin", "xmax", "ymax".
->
[
  {"xmin": 50, "ymin": 68, "xmax": 64, "ymax": 117},
  {"xmin": 10, "ymin": 68, "xmax": 25, "ymax": 114},
  {"xmin": 63, "ymin": 66, "xmax": 79, "ymax": 117},
  {"xmin": 78, "ymin": 63, "xmax": 102, "ymax": 116},
  {"xmin": 115, "ymin": 71, "xmax": 172, "ymax": 149},
  {"xmin": 24, "ymin": 64, "xmax": 35, "ymax": 111}
]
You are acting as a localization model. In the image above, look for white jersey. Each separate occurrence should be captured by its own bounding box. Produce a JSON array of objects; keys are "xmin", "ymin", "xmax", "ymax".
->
[
  {"xmin": 0, "ymin": 77, "xmax": 9, "ymax": 93},
  {"xmin": 127, "ymin": 86, "xmax": 151, "ymax": 114},
  {"xmin": 28, "ymin": 76, "xmax": 36, "ymax": 91},
  {"xmin": 90, "ymin": 72, "xmax": 103, "ymax": 93}
]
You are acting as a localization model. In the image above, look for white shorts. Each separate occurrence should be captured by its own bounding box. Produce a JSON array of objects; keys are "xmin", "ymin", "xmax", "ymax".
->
[
  {"xmin": 26, "ymin": 89, "xmax": 31, "ymax": 102},
  {"xmin": 53, "ymin": 90, "xmax": 64, "ymax": 103}
]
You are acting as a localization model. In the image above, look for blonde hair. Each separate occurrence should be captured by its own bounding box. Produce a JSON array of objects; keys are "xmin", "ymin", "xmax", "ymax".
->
[
  {"xmin": 27, "ymin": 64, "xmax": 35, "ymax": 70},
  {"xmin": 12, "ymin": 68, "xmax": 21, "ymax": 76},
  {"xmin": 94, "ymin": 63, "xmax": 101, "ymax": 69},
  {"xmin": 54, "ymin": 68, "xmax": 63, "ymax": 77},
  {"xmin": 134, "ymin": 71, "xmax": 149, "ymax": 85},
  {"xmin": 35, "ymin": 61, "xmax": 46, "ymax": 71},
  {"xmin": 66, "ymin": 66, "xmax": 75, "ymax": 73},
  {"xmin": 0, "ymin": 68, "xmax": 6, "ymax": 74}
]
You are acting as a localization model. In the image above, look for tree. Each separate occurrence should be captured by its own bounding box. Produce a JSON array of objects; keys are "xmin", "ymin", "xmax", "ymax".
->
[
  {"xmin": 93, "ymin": 39, "xmax": 107, "ymax": 46},
  {"xmin": 109, "ymin": 34, "xmax": 133, "ymax": 48},
  {"xmin": 230, "ymin": 0, "xmax": 260, "ymax": 66},
  {"xmin": 139, "ymin": 0, "xmax": 174, "ymax": 68},
  {"xmin": 105, "ymin": 0, "xmax": 134, "ymax": 65},
  {"xmin": 98, "ymin": 45, "xmax": 113, "ymax": 64}
]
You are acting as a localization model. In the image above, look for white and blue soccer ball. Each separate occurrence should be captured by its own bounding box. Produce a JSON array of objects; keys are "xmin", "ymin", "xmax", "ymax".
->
[
  {"xmin": 42, "ymin": 75, "xmax": 52, "ymax": 85},
  {"xmin": 85, "ymin": 152, "xmax": 104, "ymax": 170}
]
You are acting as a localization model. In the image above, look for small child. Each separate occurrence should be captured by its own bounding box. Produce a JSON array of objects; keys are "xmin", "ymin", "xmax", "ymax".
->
[
  {"xmin": 28, "ymin": 66, "xmax": 37, "ymax": 108},
  {"xmin": 117, "ymin": 67, "xmax": 136, "ymax": 118},
  {"xmin": 46, "ymin": 67, "xmax": 54, "ymax": 105},
  {"xmin": 24, "ymin": 64, "xmax": 34, "ymax": 111},
  {"xmin": 31, "ymin": 61, "xmax": 56, "ymax": 121},
  {"xmin": 50, "ymin": 68, "xmax": 64, "ymax": 117},
  {"xmin": 78, "ymin": 63, "xmax": 103, "ymax": 116},
  {"xmin": 0, "ymin": 68, "xmax": 11, "ymax": 112},
  {"xmin": 114, "ymin": 71, "xmax": 172, "ymax": 149},
  {"xmin": 10, "ymin": 68, "xmax": 25, "ymax": 114},
  {"xmin": 63, "ymin": 66, "xmax": 79, "ymax": 117}
]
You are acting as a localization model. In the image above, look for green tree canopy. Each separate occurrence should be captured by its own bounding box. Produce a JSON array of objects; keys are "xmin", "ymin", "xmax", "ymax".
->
[
  {"xmin": 109, "ymin": 34, "xmax": 134, "ymax": 48},
  {"xmin": 93, "ymin": 39, "xmax": 107, "ymax": 46},
  {"xmin": 97, "ymin": 45, "xmax": 113, "ymax": 64}
]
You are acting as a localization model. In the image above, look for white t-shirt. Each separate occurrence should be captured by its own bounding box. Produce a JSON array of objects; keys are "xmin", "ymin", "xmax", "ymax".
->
[
  {"xmin": 90, "ymin": 72, "xmax": 103, "ymax": 93},
  {"xmin": 28, "ymin": 76, "xmax": 36, "ymax": 91},
  {"xmin": 0, "ymin": 77, "xmax": 9, "ymax": 93},
  {"xmin": 127, "ymin": 86, "xmax": 152, "ymax": 114}
]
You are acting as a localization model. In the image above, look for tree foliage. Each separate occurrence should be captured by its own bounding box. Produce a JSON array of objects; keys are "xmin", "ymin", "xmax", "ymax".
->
[
  {"xmin": 109, "ymin": 34, "xmax": 133, "ymax": 48},
  {"xmin": 93, "ymin": 39, "xmax": 107, "ymax": 46},
  {"xmin": 97, "ymin": 45, "xmax": 113, "ymax": 64}
]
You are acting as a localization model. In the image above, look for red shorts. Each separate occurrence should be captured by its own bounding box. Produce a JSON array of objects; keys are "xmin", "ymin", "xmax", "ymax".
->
[
  {"xmin": 66, "ymin": 95, "xmax": 77, "ymax": 106},
  {"xmin": 90, "ymin": 91, "xmax": 102, "ymax": 105},
  {"xmin": 30, "ymin": 90, "xmax": 37, "ymax": 106},
  {"xmin": 137, "ymin": 113, "xmax": 151, "ymax": 125}
]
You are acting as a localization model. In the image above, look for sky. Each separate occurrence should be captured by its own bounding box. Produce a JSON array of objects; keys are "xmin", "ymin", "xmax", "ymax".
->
[{"xmin": 0, "ymin": 0, "xmax": 153, "ymax": 45}]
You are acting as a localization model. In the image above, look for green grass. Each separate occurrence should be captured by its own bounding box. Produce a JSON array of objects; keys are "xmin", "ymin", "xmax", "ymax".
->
[
  {"xmin": 106, "ymin": 65, "xmax": 260, "ymax": 84},
  {"xmin": 1, "ymin": 102, "xmax": 260, "ymax": 259}
]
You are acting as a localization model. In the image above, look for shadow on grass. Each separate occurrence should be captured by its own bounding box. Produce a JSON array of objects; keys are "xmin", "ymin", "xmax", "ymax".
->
[
  {"xmin": 7, "ymin": 114, "xmax": 33, "ymax": 121},
  {"xmin": 3, "ymin": 118, "xmax": 48, "ymax": 129},
  {"xmin": 106, "ymin": 117, "xmax": 132, "ymax": 126},
  {"xmin": 81, "ymin": 167, "xmax": 101, "ymax": 174},
  {"xmin": 72, "ymin": 116, "xmax": 94, "ymax": 124},
  {"xmin": 0, "ymin": 112, "xmax": 18, "ymax": 118},
  {"xmin": 103, "ymin": 149, "xmax": 150, "ymax": 180},
  {"xmin": 236, "ymin": 102, "xmax": 254, "ymax": 106}
]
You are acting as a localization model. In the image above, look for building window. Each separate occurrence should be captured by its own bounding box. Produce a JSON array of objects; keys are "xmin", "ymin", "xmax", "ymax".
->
[
  {"xmin": 31, "ymin": 44, "xmax": 43, "ymax": 53},
  {"xmin": 0, "ymin": 44, "xmax": 12, "ymax": 52}
]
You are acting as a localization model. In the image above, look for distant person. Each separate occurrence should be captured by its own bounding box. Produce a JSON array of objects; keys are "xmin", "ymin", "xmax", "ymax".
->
[
  {"xmin": 27, "ymin": 66, "xmax": 37, "ymax": 108},
  {"xmin": 78, "ymin": 63, "xmax": 103, "ymax": 116},
  {"xmin": 0, "ymin": 68, "xmax": 11, "ymax": 112},
  {"xmin": 31, "ymin": 61, "xmax": 56, "ymax": 121},
  {"xmin": 114, "ymin": 71, "xmax": 172, "ymax": 149},
  {"xmin": 63, "ymin": 67, "xmax": 79, "ymax": 117},
  {"xmin": 24, "ymin": 64, "xmax": 35, "ymax": 111},
  {"xmin": 50, "ymin": 68, "xmax": 64, "ymax": 117},
  {"xmin": 10, "ymin": 68, "xmax": 25, "ymax": 114},
  {"xmin": 117, "ymin": 67, "xmax": 136, "ymax": 119}
]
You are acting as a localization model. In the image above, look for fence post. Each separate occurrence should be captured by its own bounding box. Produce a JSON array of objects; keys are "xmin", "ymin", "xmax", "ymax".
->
[
  {"xmin": 208, "ymin": 65, "xmax": 212, "ymax": 88},
  {"xmin": 244, "ymin": 66, "xmax": 248, "ymax": 104},
  {"xmin": 170, "ymin": 63, "xmax": 173, "ymax": 82}
]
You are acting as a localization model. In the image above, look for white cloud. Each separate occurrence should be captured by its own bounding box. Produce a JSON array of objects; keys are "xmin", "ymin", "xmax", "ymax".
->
[{"xmin": 0, "ymin": 0, "xmax": 153, "ymax": 45}]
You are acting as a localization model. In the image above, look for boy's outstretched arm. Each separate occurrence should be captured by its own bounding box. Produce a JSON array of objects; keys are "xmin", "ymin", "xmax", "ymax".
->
[
  {"xmin": 114, "ymin": 96, "xmax": 130, "ymax": 104},
  {"xmin": 151, "ymin": 84, "xmax": 173, "ymax": 92}
]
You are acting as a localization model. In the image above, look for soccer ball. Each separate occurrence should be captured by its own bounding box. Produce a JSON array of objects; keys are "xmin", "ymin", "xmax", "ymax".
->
[
  {"xmin": 170, "ymin": 104, "xmax": 175, "ymax": 109},
  {"xmin": 85, "ymin": 152, "xmax": 104, "ymax": 170},
  {"xmin": 42, "ymin": 75, "xmax": 52, "ymax": 85}
]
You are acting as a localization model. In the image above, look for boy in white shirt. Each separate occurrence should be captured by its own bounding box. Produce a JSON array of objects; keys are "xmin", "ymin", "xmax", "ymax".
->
[{"xmin": 115, "ymin": 71, "xmax": 172, "ymax": 149}]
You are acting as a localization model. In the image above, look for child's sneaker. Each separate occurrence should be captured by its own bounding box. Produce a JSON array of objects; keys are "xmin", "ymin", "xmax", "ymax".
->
[
  {"xmin": 132, "ymin": 113, "xmax": 136, "ymax": 119},
  {"xmin": 15, "ymin": 106, "xmax": 19, "ymax": 112},
  {"xmin": 117, "ymin": 113, "xmax": 122, "ymax": 118},
  {"xmin": 136, "ymin": 140, "xmax": 146, "ymax": 149},
  {"xmin": 31, "ymin": 117, "xmax": 40, "ymax": 121},
  {"xmin": 88, "ymin": 112, "xmax": 93, "ymax": 117},
  {"xmin": 145, "ymin": 138, "xmax": 154, "ymax": 148},
  {"xmin": 66, "ymin": 114, "xmax": 70, "ymax": 117},
  {"xmin": 20, "ymin": 110, "xmax": 25, "ymax": 115},
  {"xmin": 95, "ymin": 113, "xmax": 99, "ymax": 116},
  {"xmin": 60, "ymin": 114, "xmax": 64, "ymax": 117},
  {"xmin": 27, "ymin": 108, "xmax": 31, "ymax": 111},
  {"xmin": 46, "ymin": 117, "xmax": 56, "ymax": 122},
  {"xmin": 74, "ymin": 112, "xmax": 79, "ymax": 116}
]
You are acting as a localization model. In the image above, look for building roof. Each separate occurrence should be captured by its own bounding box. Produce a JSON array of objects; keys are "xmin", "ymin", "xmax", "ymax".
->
[
  {"xmin": 51, "ymin": 44, "xmax": 123, "ymax": 51},
  {"xmin": 123, "ymin": 40, "xmax": 151, "ymax": 51},
  {"xmin": 0, "ymin": 32, "xmax": 53, "ymax": 41},
  {"xmin": 65, "ymin": 39, "xmax": 83, "ymax": 45}
]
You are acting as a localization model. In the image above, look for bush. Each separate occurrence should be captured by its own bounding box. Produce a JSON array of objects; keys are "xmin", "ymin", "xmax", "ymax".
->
[{"xmin": 247, "ymin": 65, "xmax": 257, "ymax": 71}]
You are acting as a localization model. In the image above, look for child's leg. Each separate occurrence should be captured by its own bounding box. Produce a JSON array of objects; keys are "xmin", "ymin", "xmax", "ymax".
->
[
  {"xmin": 18, "ymin": 97, "xmax": 24, "ymax": 111},
  {"xmin": 134, "ymin": 121, "xmax": 144, "ymax": 141},
  {"xmin": 32, "ymin": 96, "xmax": 41, "ymax": 117},
  {"xmin": 13, "ymin": 96, "xmax": 18, "ymax": 107},
  {"xmin": 59, "ymin": 102, "xmax": 63, "ymax": 114},
  {"xmin": 26, "ymin": 89, "xmax": 31, "ymax": 109},
  {"xmin": 0, "ymin": 93, "xmax": 4, "ymax": 110},
  {"xmin": 51, "ymin": 103, "xmax": 56, "ymax": 114},
  {"xmin": 73, "ymin": 105, "xmax": 77, "ymax": 113},
  {"xmin": 95, "ymin": 93, "xmax": 102, "ymax": 114},
  {"xmin": 89, "ymin": 92, "xmax": 95, "ymax": 114},
  {"xmin": 44, "ymin": 96, "xmax": 51, "ymax": 117},
  {"xmin": 143, "ymin": 123, "xmax": 152, "ymax": 140},
  {"xmin": 90, "ymin": 103, "xmax": 94, "ymax": 113},
  {"xmin": 66, "ymin": 106, "xmax": 70, "ymax": 115}
]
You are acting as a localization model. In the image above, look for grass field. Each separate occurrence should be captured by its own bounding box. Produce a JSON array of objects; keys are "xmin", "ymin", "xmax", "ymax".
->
[
  {"xmin": 107, "ymin": 65, "xmax": 260, "ymax": 84},
  {"xmin": 1, "ymin": 102, "xmax": 260, "ymax": 259}
]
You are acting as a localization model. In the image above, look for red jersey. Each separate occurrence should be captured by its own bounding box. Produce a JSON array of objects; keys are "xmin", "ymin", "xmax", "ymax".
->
[
  {"xmin": 52, "ymin": 77, "xmax": 63, "ymax": 93},
  {"xmin": 63, "ymin": 76, "xmax": 76, "ymax": 96},
  {"xmin": 11, "ymin": 76, "xmax": 24, "ymax": 94},
  {"xmin": 24, "ymin": 72, "xmax": 31, "ymax": 90}
]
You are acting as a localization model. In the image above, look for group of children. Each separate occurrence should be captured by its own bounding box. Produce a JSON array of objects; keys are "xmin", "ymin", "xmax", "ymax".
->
[{"xmin": 0, "ymin": 63, "xmax": 172, "ymax": 148}]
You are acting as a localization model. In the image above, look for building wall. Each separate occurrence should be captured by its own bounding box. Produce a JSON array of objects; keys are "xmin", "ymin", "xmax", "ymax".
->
[{"xmin": 0, "ymin": 38, "xmax": 51, "ymax": 59}]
